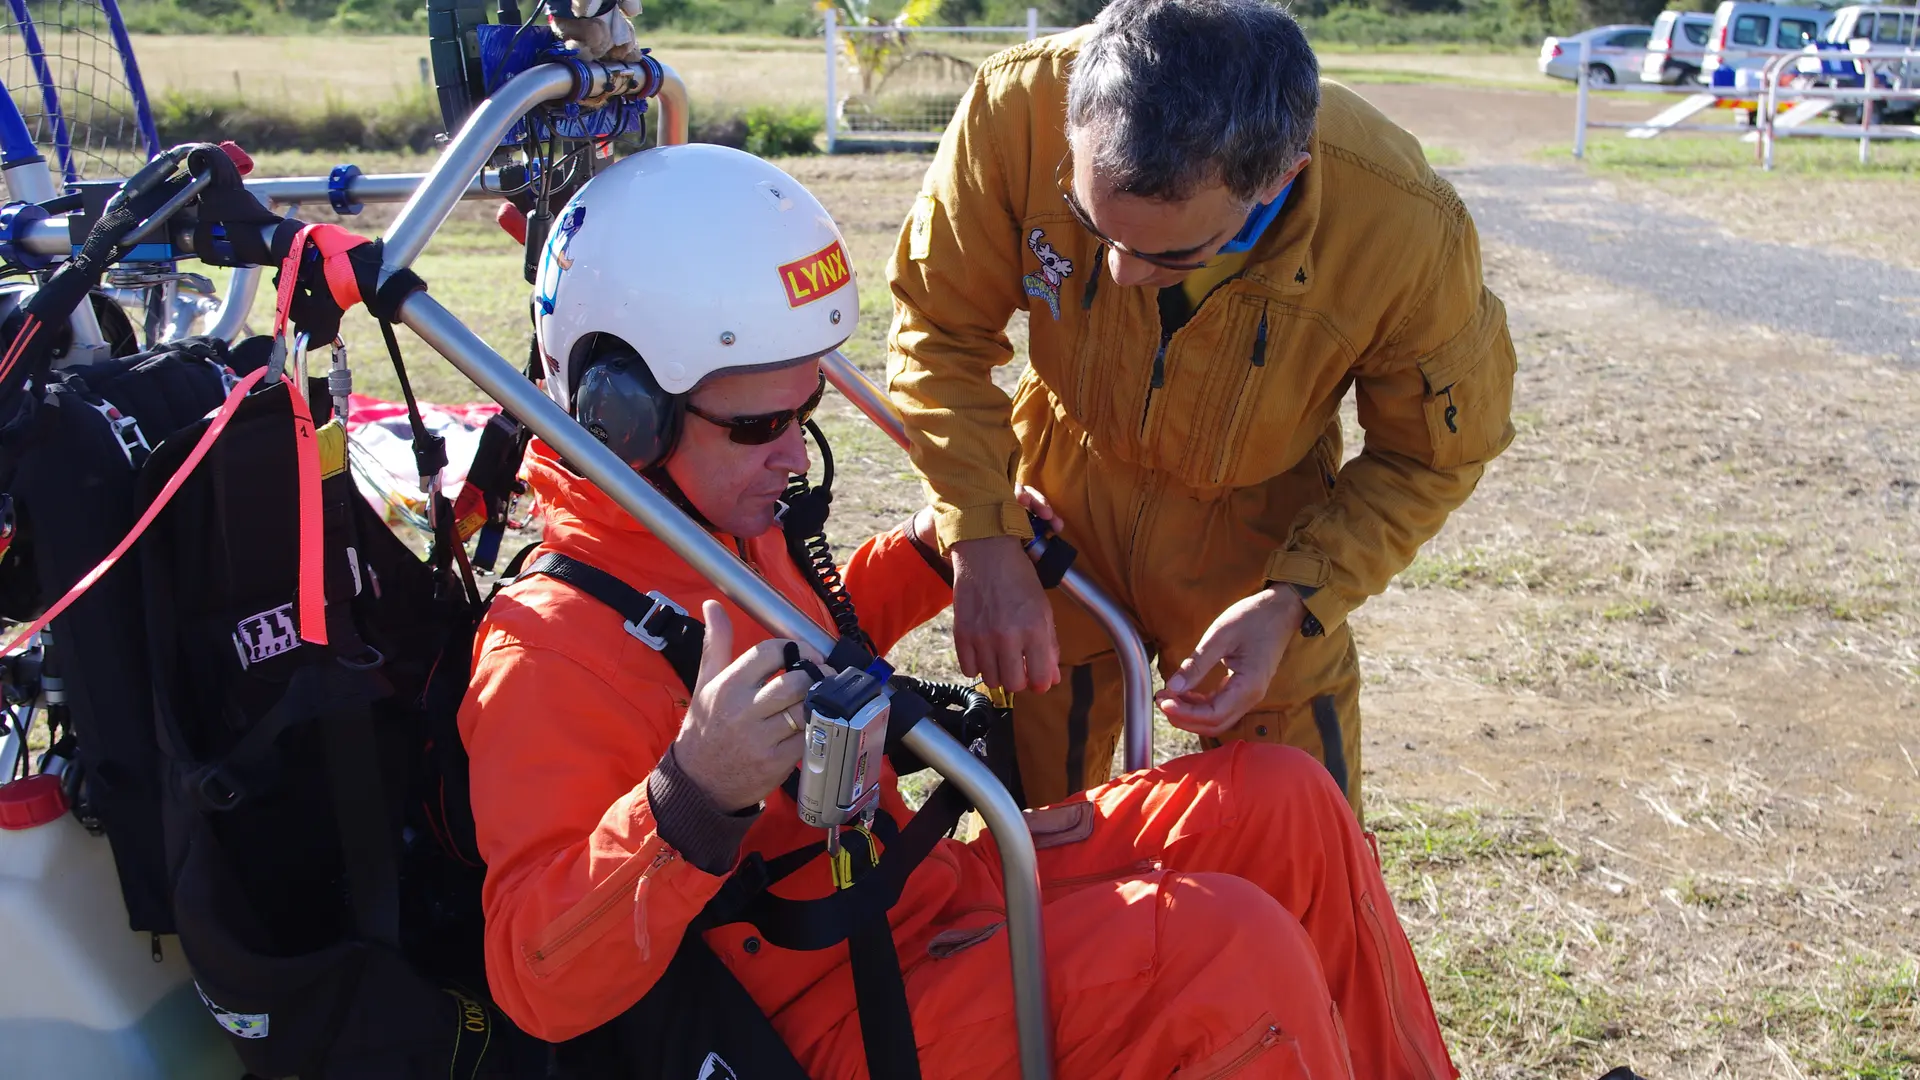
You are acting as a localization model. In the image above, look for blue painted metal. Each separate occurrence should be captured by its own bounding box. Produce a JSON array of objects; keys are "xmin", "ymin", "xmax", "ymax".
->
[
  {"xmin": 0, "ymin": 74, "xmax": 41, "ymax": 166},
  {"xmin": 96, "ymin": 0, "xmax": 159, "ymax": 159},
  {"xmin": 0, "ymin": 198, "xmax": 50, "ymax": 266},
  {"xmin": 6, "ymin": 0, "xmax": 77, "ymax": 186},
  {"xmin": 329, "ymin": 163, "xmax": 364, "ymax": 215}
]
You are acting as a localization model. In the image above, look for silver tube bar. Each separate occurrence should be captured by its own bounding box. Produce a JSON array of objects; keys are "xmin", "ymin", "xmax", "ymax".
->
[
  {"xmin": 822, "ymin": 348, "xmax": 908, "ymax": 449},
  {"xmin": 654, "ymin": 63, "xmax": 691, "ymax": 147},
  {"xmin": 208, "ymin": 264, "xmax": 264, "ymax": 342},
  {"xmin": 383, "ymin": 59, "xmax": 688, "ymax": 270},
  {"xmin": 820, "ymin": 348, "xmax": 1156, "ymax": 772},
  {"xmin": 1044, "ymin": 538, "xmax": 1153, "ymax": 773},
  {"xmin": 400, "ymin": 287, "xmax": 1055, "ymax": 1079},
  {"xmin": 246, "ymin": 170, "xmax": 504, "ymax": 208},
  {"xmin": 383, "ymin": 65, "xmax": 576, "ymax": 269}
]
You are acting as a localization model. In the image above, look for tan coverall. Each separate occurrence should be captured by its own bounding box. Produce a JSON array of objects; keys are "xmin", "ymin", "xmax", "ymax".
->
[{"xmin": 885, "ymin": 29, "xmax": 1517, "ymax": 811}]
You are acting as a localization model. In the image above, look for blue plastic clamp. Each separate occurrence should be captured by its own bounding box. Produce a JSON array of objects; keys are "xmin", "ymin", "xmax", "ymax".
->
[
  {"xmin": 329, "ymin": 164, "xmax": 364, "ymax": 216},
  {"xmin": 0, "ymin": 200, "xmax": 51, "ymax": 269}
]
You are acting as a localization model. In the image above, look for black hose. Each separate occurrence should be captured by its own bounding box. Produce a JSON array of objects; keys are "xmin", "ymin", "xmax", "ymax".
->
[{"xmin": 784, "ymin": 420, "xmax": 874, "ymax": 654}]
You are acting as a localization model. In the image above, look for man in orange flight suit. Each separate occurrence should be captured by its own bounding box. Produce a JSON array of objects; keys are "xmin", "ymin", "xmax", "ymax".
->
[{"xmin": 460, "ymin": 144, "xmax": 1454, "ymax": 1078}]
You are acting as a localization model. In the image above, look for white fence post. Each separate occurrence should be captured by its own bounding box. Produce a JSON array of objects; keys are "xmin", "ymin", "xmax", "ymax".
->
[
  {"xmin": 1027, "ymin": 7, "xmax": 1039, "ymax": 40},
  {"xmin": 1573, "ymin": 35, "xmax": 1592, "ymax": 158},
  {"xmin": 824, "ymin": 7, "xmax": 839, "ymax": 155}
]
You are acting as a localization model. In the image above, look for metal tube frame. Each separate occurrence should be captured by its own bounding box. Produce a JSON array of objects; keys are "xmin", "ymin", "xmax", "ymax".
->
[
  {"xmin": 819, "ymin": 349, "xmax": 1154, "ymax": 774},
  {"xmin": 377, "ymin": 62, "xmax": 1055, "ymax": 1080}
]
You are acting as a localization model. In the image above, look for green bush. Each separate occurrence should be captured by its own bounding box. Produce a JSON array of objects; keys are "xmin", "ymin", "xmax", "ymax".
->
[
  {"xmin": 145, "ymin": 86, "xmax": 824, "ymax": 156},
  {"xmin": 741, "ymin": 104, "xmax": 822, "ymax": 156},
  {"xmin": 151, "ymin": 88, "xmax": 444, "ymax": 152}
]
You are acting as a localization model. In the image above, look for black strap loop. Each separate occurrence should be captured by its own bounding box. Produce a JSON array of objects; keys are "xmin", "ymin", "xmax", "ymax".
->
[
  {"xmin": 518, "ymin": 552, "xmax": 705, "ymax": 692},
  {"xmin": 1032, "ymin": 535, "xmax": 1076, "ymax": 590}
]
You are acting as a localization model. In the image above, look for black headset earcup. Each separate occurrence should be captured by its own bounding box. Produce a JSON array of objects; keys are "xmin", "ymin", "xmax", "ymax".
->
[{"xmin": 574, "ymin": 353, "xmax": 683, "ymax": 471}]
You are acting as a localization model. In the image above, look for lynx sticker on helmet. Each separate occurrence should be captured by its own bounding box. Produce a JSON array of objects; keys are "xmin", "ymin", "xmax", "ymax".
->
[{"xmin": 778, "ymin": 240, "xmax": 850, "ymax": 308}]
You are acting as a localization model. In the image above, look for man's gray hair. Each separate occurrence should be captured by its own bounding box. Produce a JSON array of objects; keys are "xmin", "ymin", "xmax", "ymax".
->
[{"xmin": 1067, "ymin": 0, "xmax": 1320, "ymax": 203}]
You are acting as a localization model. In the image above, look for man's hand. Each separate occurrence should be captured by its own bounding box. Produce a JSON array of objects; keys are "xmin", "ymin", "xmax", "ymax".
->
[
  {"xmin": 951, "ymin": 531, "xmax": 1060, "ymax": 694},
  {"xmin": 548, "ymin": 0, "xmax": 642, "ymax": 62},
  {"xmin": 1156, "ymin": 586, "xmax": 1307, "ymax": 737},
  {"xmin": 671, "ymin": 601, "xmax": 817, "ymax": 812}
]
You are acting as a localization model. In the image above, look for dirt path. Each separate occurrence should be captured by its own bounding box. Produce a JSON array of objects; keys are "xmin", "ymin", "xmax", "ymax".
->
[{"xmin": 1456, "ymin": 161, "xmax": 1920, "ymax": 363}]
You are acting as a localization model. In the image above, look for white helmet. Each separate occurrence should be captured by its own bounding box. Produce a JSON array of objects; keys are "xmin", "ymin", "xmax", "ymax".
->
[{"xmin": 534, "ymin": 143, "xmax": 857, "ymax": 410}]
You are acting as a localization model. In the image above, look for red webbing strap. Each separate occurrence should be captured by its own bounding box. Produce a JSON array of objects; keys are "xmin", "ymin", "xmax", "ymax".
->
[
  {"xmin": 0, "ymin": 366, "xmax": 270, "ymax": 657},
  {"xmin": 272, "ymin": 222, "xmax": 320, "ymax": 340},
  {"xmin": 286, "ymin": 369, "xmax": 327, "ymax": 646},
  {"xmin": 271, "ymin": 222, "xmax": 332, "ymax": 647},
  {"xmin": 0, "ymin": 315, "xmax": 43, "ymax": 389},
  {"xmin": 272, "ymin": 222, "xmax": 367, "ymax": 334}
]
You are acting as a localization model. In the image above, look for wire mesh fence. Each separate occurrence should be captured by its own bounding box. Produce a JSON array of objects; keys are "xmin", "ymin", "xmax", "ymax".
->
[
  {"xmin": 2, "ymin": 0, "xmax": 155, "ymax": 187},
  {"xmin": 825, "ymin": 10, "xmax": 1070, "ymax": 150}
]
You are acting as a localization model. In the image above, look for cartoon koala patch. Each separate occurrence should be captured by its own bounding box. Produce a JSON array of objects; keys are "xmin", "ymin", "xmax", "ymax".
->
[{"xmin": 1021, "ymin": 228, "xmax": 1074, "ymax": 320}]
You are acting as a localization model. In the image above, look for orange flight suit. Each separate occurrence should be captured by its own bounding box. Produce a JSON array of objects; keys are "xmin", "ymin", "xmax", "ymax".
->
[{"xmin": 459, "ymin": 443, "xmax": 1455, "ymax": 1078}]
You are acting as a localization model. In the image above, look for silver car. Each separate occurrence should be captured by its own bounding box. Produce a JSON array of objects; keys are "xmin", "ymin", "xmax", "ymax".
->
[{"xmin": 1539, "ymin": 24, "xmax": 1656, "ymax": 84}]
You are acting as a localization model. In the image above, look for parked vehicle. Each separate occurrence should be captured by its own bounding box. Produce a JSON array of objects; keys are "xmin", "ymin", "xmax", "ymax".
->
[
  {"xmin": 1792, "ymin": 5, "xmax": 1920, "ymax": 122},
  {"xmin": 1641, "ymin": 10, "xmax": 1719, "ymax": 82},
  {"xmin": 1539, "ymin": 23, "xmax": 1655, "ymax": 84},
  {"xmin": 1703, "ymin": 0, "xmax": 1836, "ymax": 81}
]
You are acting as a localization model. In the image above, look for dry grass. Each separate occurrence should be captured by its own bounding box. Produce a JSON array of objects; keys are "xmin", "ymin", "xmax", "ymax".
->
[{"xmin": 130, "ymin": 32, "xmax": 1556, "ymax": 107}]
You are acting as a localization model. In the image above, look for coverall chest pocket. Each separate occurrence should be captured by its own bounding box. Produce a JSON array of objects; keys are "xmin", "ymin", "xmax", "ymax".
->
[
  {"xmin": 1203, "ymin": 300, "xmax": 1353, "ymax": 490},
  {"xmin": 1412, "ymin": 292, "xmax": 1516, "ymax": 471}
]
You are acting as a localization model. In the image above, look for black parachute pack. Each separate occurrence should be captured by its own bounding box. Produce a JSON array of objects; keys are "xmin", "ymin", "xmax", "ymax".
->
[
  {"xmin": 0, "ymin": 154, "xmax": 548, "ymax": 1077},
  {"xmin": 138, "ymin": 365, "xmax": 546, "ymax": 1079}
]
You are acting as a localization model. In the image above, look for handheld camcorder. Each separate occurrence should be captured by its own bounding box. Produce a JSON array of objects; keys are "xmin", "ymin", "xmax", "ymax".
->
[{"xmin": 796, "ymin": 667, "xmax": 890, "ymax": 830}]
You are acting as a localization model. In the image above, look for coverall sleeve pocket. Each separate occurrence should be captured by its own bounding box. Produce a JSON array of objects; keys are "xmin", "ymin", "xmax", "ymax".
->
[{"xmin": 1413, "ymin": 289, "xmax": 1515, "ymax": 471}]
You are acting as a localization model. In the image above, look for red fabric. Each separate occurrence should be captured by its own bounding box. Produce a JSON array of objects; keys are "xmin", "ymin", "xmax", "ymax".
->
[
  {"xmin": 273, "ymin": 222, "xmax": 374, "ymax": 341},
  {"xmin": 344, "ymin": 393, "xmax": 500, "ymax": 432},
  {"xmin": 218, "ymin": 141, "xmax": 254, "ymax": 176},
  {"xmin": 286, "ymin": 375, "xmax": 327, "ymax": 646},
  {"xmin": 459, "ymin": 445, "xmax": 1456, "ymax": 1078},
  {"xmin": 496, "ymin": 201, "xmax": 529, "ymax": 246}
]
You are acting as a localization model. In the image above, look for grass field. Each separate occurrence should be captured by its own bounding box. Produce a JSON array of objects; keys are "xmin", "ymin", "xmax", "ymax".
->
[{"xmin": 127, "ymin": 32, "xmax": 1555, "ymax": 110}]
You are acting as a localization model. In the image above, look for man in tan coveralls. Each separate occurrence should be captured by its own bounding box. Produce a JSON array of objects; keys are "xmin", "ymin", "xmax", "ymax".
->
[{"xmin": 886, "ymin": 0, "xmax": 1517, "ymax": 812}]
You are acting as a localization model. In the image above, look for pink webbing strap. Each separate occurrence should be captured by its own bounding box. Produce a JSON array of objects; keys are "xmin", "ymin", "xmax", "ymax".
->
[
  {"xmin": 1, "ymin": 366, "xmax": 269, "ymax": 657},
  {"xmin": 285, "ymin": 367, "xmax": 327, "ymax": 646},
  {"xmin": 272, "ymin": 222, "xmax": 330, "ymax": 647}
]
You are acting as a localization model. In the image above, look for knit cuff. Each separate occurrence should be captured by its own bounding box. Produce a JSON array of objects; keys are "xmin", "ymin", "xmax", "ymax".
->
[{"xmin": 647, "ymin": 744, "xmax": 760, "ymax": 876}]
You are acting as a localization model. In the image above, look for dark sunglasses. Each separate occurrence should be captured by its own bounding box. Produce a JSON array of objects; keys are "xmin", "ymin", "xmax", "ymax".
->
[
  {"xmin": 683, "ymin": 373, "xmax": 826, "ymax": 445},
  {"xmin": 1055, "ymin": 154, "xmax": 1220, "ymax": 273}
]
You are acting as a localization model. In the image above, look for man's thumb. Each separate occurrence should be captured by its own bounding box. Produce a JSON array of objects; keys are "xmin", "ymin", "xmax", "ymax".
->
[{"xmin": 694, "ymin": 599, "xmax": 733, "ymax": 690}]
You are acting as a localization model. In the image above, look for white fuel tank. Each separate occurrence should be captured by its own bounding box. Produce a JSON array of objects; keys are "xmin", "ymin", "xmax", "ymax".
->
[{"xmin": 0, "ymin": 774, "xmax": 241, "ymax": 1079}]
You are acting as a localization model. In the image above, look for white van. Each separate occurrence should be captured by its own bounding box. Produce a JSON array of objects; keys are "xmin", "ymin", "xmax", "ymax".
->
[
  {"xmin": 1800, "ymin": 5, "xmax": 1920, "ymax": 121},
  {"xmin": 1821, "ymin": 4, "xmax": 1918, "ymax": 49},
  {"xmin": 1641, "ymin": 10, "xmax": 1719, "ymax": 82},
  {"xmin": 1703, "ymin": 0, "xmax": 1836, "ymax": 79}
]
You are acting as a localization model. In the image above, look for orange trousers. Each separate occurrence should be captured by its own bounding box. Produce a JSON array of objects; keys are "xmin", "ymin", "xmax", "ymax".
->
[{"xmin": 788, "ymin": 743, "xmax": 1454, "ymax": 1080}]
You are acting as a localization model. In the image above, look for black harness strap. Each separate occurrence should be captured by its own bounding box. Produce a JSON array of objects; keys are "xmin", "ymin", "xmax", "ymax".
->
[
  {"xmin": 704, "ymin": 781, "xmax": 969, "ymax": 952},
  {"xmin": 843, "ymin": 827, "xmax": 924, "ymax": 1080},
  {"xmin": 517, "ymin": 552, "xmax": 704, "ymax": 693}
]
